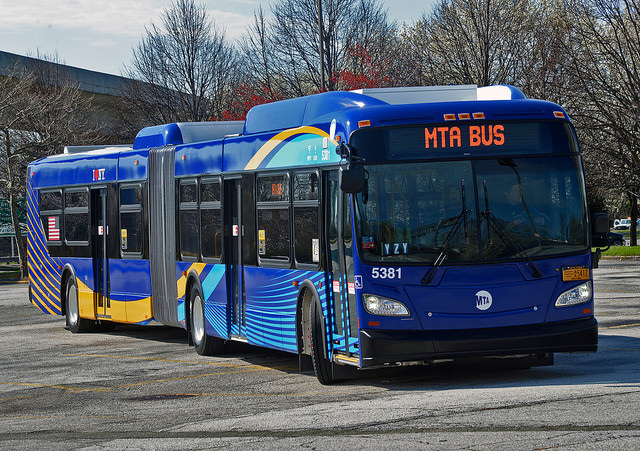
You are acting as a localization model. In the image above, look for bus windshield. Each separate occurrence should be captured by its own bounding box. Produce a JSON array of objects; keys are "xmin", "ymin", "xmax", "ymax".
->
[{"xmin": 354, "ymin": 155, "xmax": 589, "ymax": 264}]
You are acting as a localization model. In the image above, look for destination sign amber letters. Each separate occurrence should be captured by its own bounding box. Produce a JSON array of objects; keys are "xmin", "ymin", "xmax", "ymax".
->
[{"xmin": 425, "ymin": 125, "xmax": 505, "ymax": 149}]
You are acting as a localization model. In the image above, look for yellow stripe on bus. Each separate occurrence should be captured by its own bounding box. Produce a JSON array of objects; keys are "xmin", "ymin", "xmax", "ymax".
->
[
  {"xmin": 29, "ymin": 284, "xmax": 57, "ymax": 315},
  {"xmin": 27, "ymin": 247, "xmax": 60, "ymax": 290},
  {"xmin": 26, "ymin": 201, "xmax": 62, "ymax": 278},
  {"xmin": 27, "ymin": 259, "xmax": 61, "ymax": 308},
  {"xmin": 176, "ymin": 262, "xmax": 206, "ymax": 299},
  {"xmin": 244, "ymin": 126, "xmax": 334, "ymax": 170}
]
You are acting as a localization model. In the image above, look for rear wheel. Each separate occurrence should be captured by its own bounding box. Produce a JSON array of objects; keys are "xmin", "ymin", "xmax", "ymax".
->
[
  {"xmin": 309, "ymin": 300, "xmax": 334, "ymax": 385},
  {"xmin": 190, "ymin": 285, "xmax": 225, "ymax": 356},
  {"xmin": 65, "ymin": 276, "xmax": 94, "ymax": 333}
]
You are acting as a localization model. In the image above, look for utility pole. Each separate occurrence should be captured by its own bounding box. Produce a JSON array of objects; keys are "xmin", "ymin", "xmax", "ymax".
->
[{"xmin": 317, "ymin": 0, "xmax": 326, "ymax": 91}]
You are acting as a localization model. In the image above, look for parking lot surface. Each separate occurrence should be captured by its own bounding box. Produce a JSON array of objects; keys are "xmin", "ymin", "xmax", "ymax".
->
[{"xmin": 1, "ymin": 259, "xmax": 639, "ymax": 449}]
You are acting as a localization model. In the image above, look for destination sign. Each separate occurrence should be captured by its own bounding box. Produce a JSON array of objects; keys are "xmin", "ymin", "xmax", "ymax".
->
[
  {"xmin": 425, "ymin": 125, "xmax": 504, "ymax": 149},
  {"xmin": 350, "ymin": 121, "xmax": 574, "ymax": 162}
]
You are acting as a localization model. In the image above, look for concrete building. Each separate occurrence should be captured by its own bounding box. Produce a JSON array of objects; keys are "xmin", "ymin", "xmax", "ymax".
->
[
  {"xmin": 0, "ymin": 51, "xmax": 136, "ymax": 258},
  {"xmin": 0, "ymin": 50, "xmax": 130, "ymax": 96},
  {"xmin": 0, "ymin": 50, "xmax": 134, "ymax": 135}
]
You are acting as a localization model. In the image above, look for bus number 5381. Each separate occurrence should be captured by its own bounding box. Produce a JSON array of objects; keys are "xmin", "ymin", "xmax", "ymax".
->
[{"xmin": 371, "ymin": 268, "xmax": 402, "ymax": 279}]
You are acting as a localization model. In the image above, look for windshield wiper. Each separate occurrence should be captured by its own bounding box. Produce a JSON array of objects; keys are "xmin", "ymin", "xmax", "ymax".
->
[
  {"xmin": 422, "ymin": 209, "xmax": 471, "ymax": 284},
  {"xmin": 482, "ymin": 181, "xmax": 543, "ymax": 279},
  {"xmin": 422, "ymin": 179, "xmax": 470, "ymax": 284}
]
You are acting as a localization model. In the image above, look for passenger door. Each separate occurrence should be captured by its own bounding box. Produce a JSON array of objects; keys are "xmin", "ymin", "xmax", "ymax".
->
[
  {"xmin": 91, "ymin": 187, "xmax": 110, "ymax": 319},
  {"xmin": 225, "ymin": 177, "xmax": 246, "ymax": 339},
  {"xmin": 327, "ymin": 171, "xmax": 360, "ymax": 364}
]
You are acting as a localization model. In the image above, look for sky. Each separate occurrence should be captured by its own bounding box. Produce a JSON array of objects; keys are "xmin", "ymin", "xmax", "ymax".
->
[{"xmin": 0, "ymin": 0, "xmax": 437, "ymax": 76}]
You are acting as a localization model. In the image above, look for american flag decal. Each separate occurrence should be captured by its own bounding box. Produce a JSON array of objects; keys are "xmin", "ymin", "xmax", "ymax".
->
[{"xmin": 48, "ymin": 216, "xmax": 60, "ymax": 241}]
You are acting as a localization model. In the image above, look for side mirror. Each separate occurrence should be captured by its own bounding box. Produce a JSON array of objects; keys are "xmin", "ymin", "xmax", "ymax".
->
[
  {"xmin": 340, "ymin": 165, "xmax": 366, "ymax": 194},
  {"xmin": 592, "ymin": 213, "xmax": 609, "ymax": 235},
  {"xmin": 591, "ymin": 213, "xmax": 610, "ymax": 268},
  {"xmin": 336, "ymin": 141, "xmax": 350, "ymax": 158}
]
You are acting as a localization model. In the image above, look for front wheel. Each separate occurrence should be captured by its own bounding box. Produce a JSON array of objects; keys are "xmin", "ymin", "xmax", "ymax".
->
[
  {"xmin": 65, "ymin": 276, "xmax": 94, "ymax": 333},
  {"xmin": 309, "ymin": 300, "xmax": 334, "ymax": 385},
  {"xmin": 190, "ymin": 285, "xmax": 225, "ymax": 356}
]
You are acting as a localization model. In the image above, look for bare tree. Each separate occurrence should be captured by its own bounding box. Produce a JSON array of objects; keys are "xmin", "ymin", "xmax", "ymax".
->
[
  {"xmin": 241, "ymin": 0, "xmax": 396, "ymax": 96},
  {"xmin": 400, "ymin": 0, "xmax": 539, "ymax": 87},
  {"xmin": 238, "ymin": 7, "xmax": 281, "ymax": 98},
  {"xmin": 0, "ymin": 55, "xmax": 103, "ymax": 277},
  {"xmin": 121, "ymin": 0, "xmax": 237, "ymax": 127},
  {"xmin": 519, "ymin": 0, "xmax": 574, "ymax": 104},
  {"xmin": 0, "ymin": 72, "xmax": 32, "ymax": 274},
  {"xmin": 567, "ymin": 0, "xmax": 640, "ymax": 244}
]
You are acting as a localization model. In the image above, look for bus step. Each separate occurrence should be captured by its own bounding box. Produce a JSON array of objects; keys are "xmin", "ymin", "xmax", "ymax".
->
[{"xmin": 333, "ymin": 353, "xmax": 360, "ymax": 366}]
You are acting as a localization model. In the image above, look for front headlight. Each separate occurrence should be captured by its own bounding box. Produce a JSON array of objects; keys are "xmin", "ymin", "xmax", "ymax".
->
[
  {"xmin": 555, "ymin": 281, "xmax": 592, "ymax": 307},
  {"xmin": 362, "ymin": 294, "xmax": 410, "ymax": 316}
]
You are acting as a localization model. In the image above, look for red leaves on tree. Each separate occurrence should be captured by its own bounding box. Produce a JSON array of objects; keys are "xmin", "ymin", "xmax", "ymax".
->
[
  {"xmin": 218, "ymin": 84, "xmax": 283, "ymax": 121},
  {"xmin": 331, "ymin": 45, "xmax": 393, "ymax": 91},
  {"xmin": 216, "ymin": 46, "xmax": 392, "ymax": 122}
]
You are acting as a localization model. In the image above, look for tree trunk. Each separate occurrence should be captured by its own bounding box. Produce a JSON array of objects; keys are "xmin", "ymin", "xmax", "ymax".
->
[
  {"xmin": 630, "ymin": 192, "xmax": 638, "ymax": 247},
  {"xmin": 9, "ymin": 192, "xmax": 27, "ymax": 278},
  {"xmin": 3, "ymin": 128, "xmax": 28, "ymax": 279}
]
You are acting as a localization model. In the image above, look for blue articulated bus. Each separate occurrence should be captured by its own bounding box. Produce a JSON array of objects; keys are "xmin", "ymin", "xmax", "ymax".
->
[{"xmin": 27, "ymin": 85, "xmax": 606, "ymax": 384}]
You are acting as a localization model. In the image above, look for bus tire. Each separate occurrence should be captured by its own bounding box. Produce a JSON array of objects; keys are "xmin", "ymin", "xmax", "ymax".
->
[
  {"xmin": 190, "ymin": 285, "xmax": 224, "ymax": 356},
  {"xmin": 309, "ymin": 300, "xmax": 334, "ymax": 385},
  {"xmin": 65, "ymin": 276, "xmax": 94, "ymax": 333}
]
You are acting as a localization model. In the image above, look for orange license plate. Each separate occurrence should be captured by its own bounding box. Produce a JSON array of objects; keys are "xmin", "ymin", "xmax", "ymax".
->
[{"xmin": 562, "ymin": 266, "xmax": 590, "ymax": 281}]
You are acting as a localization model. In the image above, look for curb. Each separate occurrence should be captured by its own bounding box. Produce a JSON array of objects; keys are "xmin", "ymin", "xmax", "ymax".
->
[
  {"xmin": 0, "ymin": 271, "xmax": 23, "ymax": 283},
  {"xmin": 600, "ymin": 255, "xmax": 640, "ymax": 260}
]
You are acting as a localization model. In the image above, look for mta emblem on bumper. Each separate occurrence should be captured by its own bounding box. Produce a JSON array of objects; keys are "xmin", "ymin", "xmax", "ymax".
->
[{"xmin": 475, "ymin": 290, "xmax": 493, "ymax": 310}]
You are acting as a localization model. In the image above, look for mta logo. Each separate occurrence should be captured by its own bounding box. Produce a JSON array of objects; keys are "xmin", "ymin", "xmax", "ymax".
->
[
  {"xmin": 93, "ymin": 168, "xmax": 106, "ymax": 181},
  {"xmin": 475, "ymin": 290, "xmax": 492, "ymax": 311}
]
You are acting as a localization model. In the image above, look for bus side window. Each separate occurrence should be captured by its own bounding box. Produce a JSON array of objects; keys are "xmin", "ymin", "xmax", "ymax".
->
[
  {"xmin": 64, "ymin": 187, "xmax": 89, "ymax": 245},
  {"xmin": 257, "ymin": 173, "xmax": 291, "ymax": 265},
  {"xmin": 200, "ymin": 178, "xmax": 222, "ymax": 261},
  {"xmin": 293, "ymin": 171, "xmax": 320, "ymax": 266},
  {"xmin": 120, "ymin": 184, "xmax": 144, "ymax": 257},
  {"xmin": 178, "ymin": 179, "xmax": 199, "ymax": 260},
  {"xmin": 39, "ymin": 190, "xmax": 63, "ymax": 245}
]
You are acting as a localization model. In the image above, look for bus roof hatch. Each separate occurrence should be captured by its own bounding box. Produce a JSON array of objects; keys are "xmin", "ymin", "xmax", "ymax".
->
[{"xmin": 352, "ymin": 84, "xmax": 526, "ymax": 105}]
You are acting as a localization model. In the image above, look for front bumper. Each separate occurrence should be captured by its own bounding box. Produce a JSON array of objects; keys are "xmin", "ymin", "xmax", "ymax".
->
[{"xmin": 360, "ymin": 317, "xmax": 597, "ymax": 367}]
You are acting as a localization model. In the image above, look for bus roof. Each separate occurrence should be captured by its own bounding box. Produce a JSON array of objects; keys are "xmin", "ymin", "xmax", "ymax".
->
[
  {"xmin": 131, "ymin": 85, "xmax": 529, "ymax": 149},
  {"xmin": 132, "ymin": 121, "xmax": 244, "ymax": 150},
  {"xmin": 29, "ymin": 85, "xmax": 569, "ymax": 187},
  {"xmin": 35, "ymin": 85, "xmax": 535, "ymax": 156}
]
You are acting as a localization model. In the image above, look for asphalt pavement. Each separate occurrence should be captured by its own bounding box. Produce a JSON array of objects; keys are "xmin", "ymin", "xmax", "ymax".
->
[{"xmin": 0, "ymin": 259, "xmax": 639, "ymax": 450}]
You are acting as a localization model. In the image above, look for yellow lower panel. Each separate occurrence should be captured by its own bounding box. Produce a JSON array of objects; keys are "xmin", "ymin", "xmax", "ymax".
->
[
  {"xmin": 126, "ymin": 297, "xmax": 153, "ymax": 323},
  {"xmin": 107, "ymin": 297, "xmax": 153, "ymax": 324},
  {"xmin": 108, "ymin": 299, "xmax": 128, "ymax": 323},
  {"xmin": 78, "ymin": 289, "xmax": 96, "ymax": 320},
  {"xmin": 75, "ymin": 273, "xmax": 153, "ymax": 324}
]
